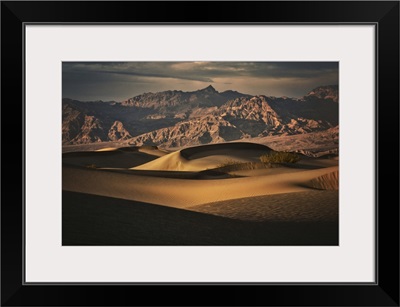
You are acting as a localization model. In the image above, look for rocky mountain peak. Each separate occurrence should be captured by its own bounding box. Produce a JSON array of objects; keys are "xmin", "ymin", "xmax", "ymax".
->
[
  {"xmin": 62, "ymin": 85, "xmax": 338, "ymax": 147},
  {"xmin": 200, "ymin": 85, "xmax": 217, "ymax": 93},
  {"xmin": 306, "ymin": 85, "xmax": 338, "ymax": 102},
  {"xmin": 108, "ymin": 120, "xmax": 132, "ymax": 141}
]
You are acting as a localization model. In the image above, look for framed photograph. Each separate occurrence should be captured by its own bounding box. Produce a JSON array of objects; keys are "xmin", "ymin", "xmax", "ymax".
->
[{"xmin": 2, "ymin": 1, "xmax": 399, "ymax": 306}]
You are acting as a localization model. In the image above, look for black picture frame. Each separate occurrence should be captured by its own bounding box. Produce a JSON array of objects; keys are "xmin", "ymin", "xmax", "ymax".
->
[{"xmin": 1, "ymin": 1, "xmax": 399, "ymax": 306}]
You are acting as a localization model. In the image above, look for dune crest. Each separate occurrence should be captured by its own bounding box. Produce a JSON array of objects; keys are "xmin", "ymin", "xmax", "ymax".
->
[{"xmin": 132, "ymin": 142, "xmax": 272, "ymax": 172}]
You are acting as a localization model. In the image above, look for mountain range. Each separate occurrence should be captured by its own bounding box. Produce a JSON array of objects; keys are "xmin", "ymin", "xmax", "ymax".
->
[{"xmin": 62, "ymin": 85, "xmax": 338, "ymax": 148}]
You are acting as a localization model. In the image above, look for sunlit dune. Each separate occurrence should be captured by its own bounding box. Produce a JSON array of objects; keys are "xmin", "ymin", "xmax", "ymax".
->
[
  {"xmin": 62, "ymin": 142, "xmax": 339, "ymax": 245},
  {"xmin": 63, "ymin": 162, "xmax": 338, "ymax": 208},
  {"xmin": 132, "ymin": 142, "xmax": 272, "ymax": 172},
  {"xmin": 95, "ymin": 147, "xmax": 119, "ymax": 152}
]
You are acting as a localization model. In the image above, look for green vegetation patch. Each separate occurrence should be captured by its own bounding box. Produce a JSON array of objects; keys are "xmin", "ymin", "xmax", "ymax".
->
[{"xmin": 260, "ymin": 151, "xmax": 300, "ymax": 164}]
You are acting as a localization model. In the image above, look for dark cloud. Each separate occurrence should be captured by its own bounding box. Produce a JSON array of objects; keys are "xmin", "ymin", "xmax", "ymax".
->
[{"xmin": 62, "ymin": 62, "xmax": 338, "ymax": 101}]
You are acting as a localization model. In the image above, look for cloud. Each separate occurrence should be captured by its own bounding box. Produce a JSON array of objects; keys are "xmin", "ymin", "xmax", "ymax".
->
[
  {"xmin": 63, "ymin": 62, "xmax": 213, "ymax": 82},
  {"xmin": 62, "ymin": 62, "xmax": 338, "ymax": 101}
]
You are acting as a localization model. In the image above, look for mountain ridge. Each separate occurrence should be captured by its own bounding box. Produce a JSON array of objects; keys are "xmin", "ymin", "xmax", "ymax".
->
[{"xmin": 62, "ymin": 85, "xmax": 338, "ymax": 147}]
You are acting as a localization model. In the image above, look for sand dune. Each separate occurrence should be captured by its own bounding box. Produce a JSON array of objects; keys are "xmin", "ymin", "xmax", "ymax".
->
[
  {"xmin": 63, "ymin": 164, "xmax": 338, "ymax": 208},
  {"xmin": 180, "ymin": 142, "xmax": 272, "ymax": 159},
  {"xmin": 95, "ymin": 147, "xmax": 119, "ymax": 152},
  {"xmin": 62, "ymin": 142, "xmax": 339, "ymax": 245},
  {"xmin": 133, "ymin": 142, "xmax": 272, "ymax": 172},
  {"xmin": 137, "ymin": 146, "xmax": 169, "ymax": 157},
  {"xmin": 62, "ymin": 141, "xmax": 127, "ymax": 153},
  {"xmin": 63, "ymin": 191, "xmax": 338, "ymax": 245},
  {"xmin": 189, "ymin": 190, "xmax": 338, "ymax": 222},
  {"xmin": 63, "ymin": 147, "xmax": 162, "ymax": 168}
]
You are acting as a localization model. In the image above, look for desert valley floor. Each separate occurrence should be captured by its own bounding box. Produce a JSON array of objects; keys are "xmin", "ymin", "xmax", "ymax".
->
[{"xmin": 62, "ymin": 141, "xmax": 339, "ymax": 245}]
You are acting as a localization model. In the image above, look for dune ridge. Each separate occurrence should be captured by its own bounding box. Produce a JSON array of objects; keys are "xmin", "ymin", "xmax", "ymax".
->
[{"xmin": 132, "ymin": 142, "xmax": 273, "ymax": 172}]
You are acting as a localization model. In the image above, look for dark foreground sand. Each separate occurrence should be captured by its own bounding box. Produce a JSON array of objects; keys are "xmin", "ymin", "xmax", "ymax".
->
[{"xmin": 63, "ymin": 191, "xmax": 338, "ymax": 245}]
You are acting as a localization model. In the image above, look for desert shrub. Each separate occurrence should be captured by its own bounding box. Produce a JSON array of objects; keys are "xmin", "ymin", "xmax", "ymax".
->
[
  {"xmin": 260, "ymin": 151, "xmax": 300, "ymax": 164},
  {"xmin": 217, "ymin": 159, "xmax": 242, "ymax": 168}
]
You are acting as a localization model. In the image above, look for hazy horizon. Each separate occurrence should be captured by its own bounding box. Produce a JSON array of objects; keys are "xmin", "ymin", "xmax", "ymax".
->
[{"xmin": 62, "ymin": 61, "xmax": 338, "ymax": 102}]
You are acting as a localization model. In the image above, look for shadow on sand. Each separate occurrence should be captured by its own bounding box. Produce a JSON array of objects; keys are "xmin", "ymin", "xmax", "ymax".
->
[{"xmin": 63, "ymin": 191, "xmax": 338, "ymax": 246}]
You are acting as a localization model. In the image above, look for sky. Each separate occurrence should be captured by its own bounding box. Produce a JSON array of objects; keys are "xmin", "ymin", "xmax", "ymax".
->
[{"xmin": 62, "ymin": 62, "xmax": 338, "ymax": 102}]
